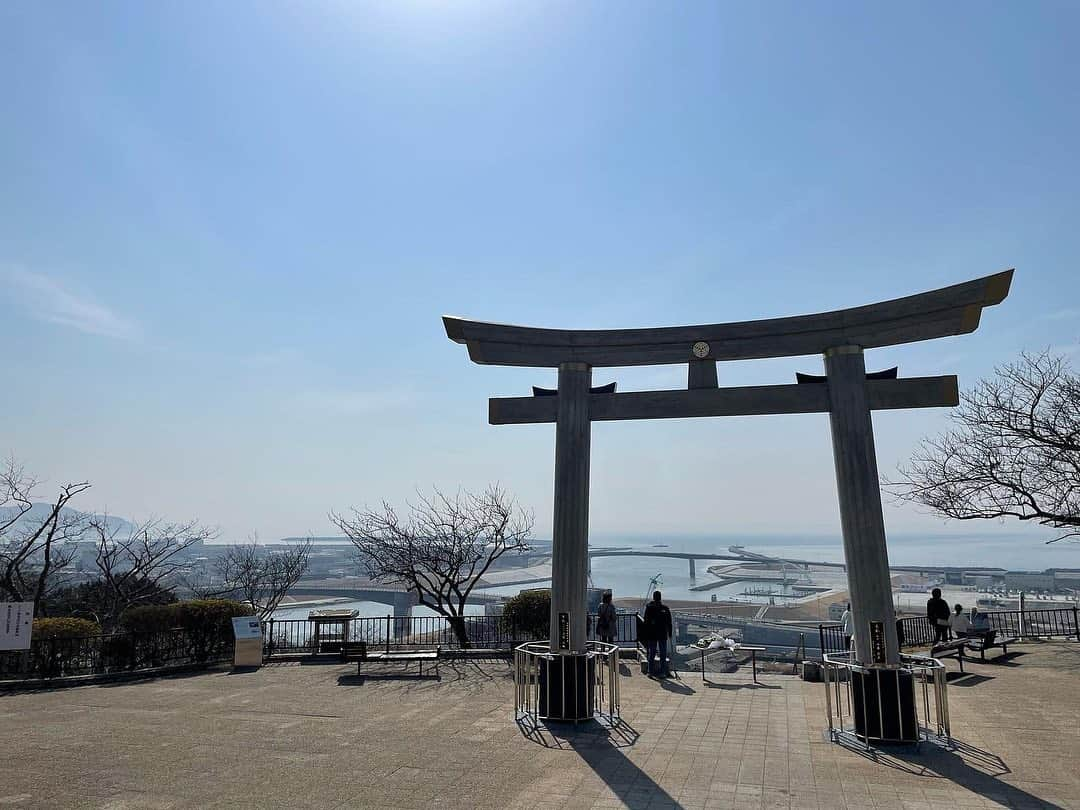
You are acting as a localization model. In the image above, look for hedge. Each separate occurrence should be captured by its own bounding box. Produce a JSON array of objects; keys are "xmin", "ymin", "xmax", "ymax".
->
[
  {"xmin": 32, "ymin": 617, "xmax": 102, "ymax": 639},
  {"xmin": 119, "ymin": 604, "xmax": 179, "ymax": 635}
]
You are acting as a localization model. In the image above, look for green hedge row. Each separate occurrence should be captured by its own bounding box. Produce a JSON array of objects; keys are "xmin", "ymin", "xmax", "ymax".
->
[
  {"xmin": 120, "ymin": 599, "xmax": 252, "ymax": 635},
  {"xmin": 32, "ymin": 617, "xmax": 102, "ymax": 639}
]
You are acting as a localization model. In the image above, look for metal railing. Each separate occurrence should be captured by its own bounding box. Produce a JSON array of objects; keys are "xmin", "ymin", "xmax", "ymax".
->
[
  {"xmin": 0, "ymin": 628, "xmax": 234, "ymax": 681},
  {"xmin": 985, "ymin": 607, "xmax": 1080, "ymax": 640},
  {"xmin": 263, "ymin": 612, "xmax": 639, "ymax": 657},
  {"xmin": 822, "ymin": 651, "xmax": 950, "ymax": 749},
  {"xmin": 819, "ymin": 606, "xmax": 1080, "ymax": 658},
  {"xmin": 513, "ymin": 640, "xmax": 620, "ymax": 728}
]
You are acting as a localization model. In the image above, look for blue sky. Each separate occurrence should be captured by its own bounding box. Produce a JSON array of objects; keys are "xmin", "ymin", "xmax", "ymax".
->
[{"xmin": 2, "ymin": 2, "xmax": 1078, "ymax": 548}]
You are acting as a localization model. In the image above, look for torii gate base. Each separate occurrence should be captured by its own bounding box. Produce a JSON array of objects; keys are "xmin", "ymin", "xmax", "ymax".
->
[
  {"xmin": 852, "ymin": 669, "xmax": 919, "ymax": 743},
  {"xmin": 445, "ymin": 270, "xmax": 1012, "ymax": 733},
  {"xmin": 538, "ymin": 655, "xmax": 595, "ymax": 722}
]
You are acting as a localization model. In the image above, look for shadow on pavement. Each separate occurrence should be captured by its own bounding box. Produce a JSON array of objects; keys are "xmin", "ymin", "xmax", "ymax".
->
[
  {"xmin": 518, "ymin": 718, "xmax": 687, "ymax": 809},
  {"xmin": 337, "ymin": 671, "xmax": 441, "ymax": 685},
  {"xmin": 843, "ymin": 736, "xmax": 1065, "ymax": 809},
  {"xmin": 702, "ymin": 679, "xmax": 781, "ymax": 691},
  {"xmin": 948, "ymin": 673, "xmax": 994, "ymax": 687},
  {"xmin": 657, "ymin": 677, "xmax": 696, "ymax": 695}
]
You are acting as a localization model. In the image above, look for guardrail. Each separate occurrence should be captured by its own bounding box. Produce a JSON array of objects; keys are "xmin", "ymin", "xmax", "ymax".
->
[
  {"xmin": 0, "ymin": 628, "xmax": 234, "ymax": 681},
  {"xmin": 263, "ymin": 612, "xmax": 639, "ymax": 657},
  {"xmin": 513, "ymin": 640, "xmax": 620, "ymax": 727},
  {"xmin": 819, "ymin": 606, "xmax": 1080, "ymax": 658},
  {"xmin": 822, "ymin": 651, "xmax": 950, "ymax": 749},
  {"xmin": 985, "ymin": 607, "xmax": 1080, "ymax": 640}
]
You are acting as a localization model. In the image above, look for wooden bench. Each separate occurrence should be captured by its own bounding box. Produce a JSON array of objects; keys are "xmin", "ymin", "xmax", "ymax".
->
[
  {"xmin": 930, "ymin": 639, "xmax": 970, "ymax": 673},
  {"xmin": 341, "ymin": 641, "xmax": 440, "ymax": 677},
  {"xmin": 930, "ymin": 632, "xmax": 1017, "ymax": 674},
  {"xmin": 963, "ymin": 631, "xmax": 1017, "ymax": 662}
]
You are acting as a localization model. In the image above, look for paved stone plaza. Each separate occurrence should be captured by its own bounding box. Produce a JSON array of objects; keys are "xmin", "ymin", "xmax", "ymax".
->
[{"xmin": 1, "ymin": 640, "xmax": 1077, "ymax": 809}]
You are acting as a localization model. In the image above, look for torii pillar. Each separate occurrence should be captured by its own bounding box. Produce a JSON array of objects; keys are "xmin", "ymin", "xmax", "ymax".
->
[
  {"xmin": 549, "ymin": 362, "xmax": 592, "ymax": 655},
  {"xmin": 825, "ymin": 346, "xmax": 899, "ymax": 667}
]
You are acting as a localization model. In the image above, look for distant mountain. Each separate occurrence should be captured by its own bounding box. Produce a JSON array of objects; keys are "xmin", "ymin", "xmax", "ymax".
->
[{"xmin": 0, "ymin": 503, "xmax": 135, "ymax": 539}]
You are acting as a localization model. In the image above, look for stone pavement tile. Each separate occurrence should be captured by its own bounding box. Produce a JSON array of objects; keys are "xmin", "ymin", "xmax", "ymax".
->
[{"xmin": 4, "ymin": 644, "xmax": 1080, "ymax": 810}]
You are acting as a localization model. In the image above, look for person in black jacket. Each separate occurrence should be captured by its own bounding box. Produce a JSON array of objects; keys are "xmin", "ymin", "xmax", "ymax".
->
[
  {"xmin": 927, "ymin": 588, "xmax": 951, "ymax": 643},
  {"xmin": 643, "ymin": 591, "xmax": 673, "ymax": 677}
]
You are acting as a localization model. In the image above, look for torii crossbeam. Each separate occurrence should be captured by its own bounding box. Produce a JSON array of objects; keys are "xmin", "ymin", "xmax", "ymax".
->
[{"xmin": 444, "ymin": 269, "xmax": 1013, "ymax": 730}]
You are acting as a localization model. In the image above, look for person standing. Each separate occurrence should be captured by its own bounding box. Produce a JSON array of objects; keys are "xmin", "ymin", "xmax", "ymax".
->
[
  {"xmin": 596, "ymin": 591, "xmax": 617, "ymax": 644},
  {"xmin": 643, "ymin": 591, "xmax": 673, "ymax": 678},
  {"xmin": 840, "ymin": 603, "xmax": 853, "ymax": 650},
  {"xmin": 927, "ymin": 588, "xmax": 951, "ymax": 643}
]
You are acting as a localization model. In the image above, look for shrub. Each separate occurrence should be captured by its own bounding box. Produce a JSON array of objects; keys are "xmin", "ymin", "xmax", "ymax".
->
[
  {"xmin": 175, "ymin": 599, "xmax": 251, "ymax": 629},
  {"xmin": 120, "ymin": 604, "xmax": 181, "ymax": 635},
  {"xmin": 176, "ymin": 599, "xmax": 252, "ymax": 663},
  {"xmin": 32, "ymin": 617, "xmax": 101, "ymax": 639},
  {"xmin": 500, "ymin": 589, "xmax": 550, "ymax": 640}
]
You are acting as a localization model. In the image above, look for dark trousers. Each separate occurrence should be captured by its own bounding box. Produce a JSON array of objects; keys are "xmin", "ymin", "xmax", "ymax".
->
[
  {"xmin": 646, "ymin": 638, "xmax": 669, "ymax": 676},
  {"xmin": 933, "ymin": 623, "xmax": 949, "ymax": 643},
  {"xmin": 599, "ymin": 633, "xmax": 614, "ymax": 643}
]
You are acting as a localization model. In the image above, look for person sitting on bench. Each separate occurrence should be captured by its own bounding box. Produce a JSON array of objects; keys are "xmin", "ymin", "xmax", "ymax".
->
[
  {"xmin": 969, "ymin": 608, "xmax": 991, "ymax": 635},
  {"xmin": 949, "ymin": 604, "xmax": 971, "ymax": 637}
]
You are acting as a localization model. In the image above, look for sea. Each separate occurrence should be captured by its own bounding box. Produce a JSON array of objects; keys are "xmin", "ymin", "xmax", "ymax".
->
[{"xmin": 272, "ymin": 531, "xmax": 1079, "ymax": 620}]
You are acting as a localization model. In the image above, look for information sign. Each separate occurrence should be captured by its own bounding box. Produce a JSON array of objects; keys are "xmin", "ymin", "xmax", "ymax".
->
[
  {"xmin": 0, "ymin": 602, "xmax": 34, "ymax": 651},
  {"xmin": 232, "ymin": 616, "xmax": 262, "ymax": 640},
  {"xmin": 869, "ymin": 620, "xmax": 887, "ymax": 664},
  {"xmin": 557, "ymin": 612, "xmax": 570, "ymax": 650}
]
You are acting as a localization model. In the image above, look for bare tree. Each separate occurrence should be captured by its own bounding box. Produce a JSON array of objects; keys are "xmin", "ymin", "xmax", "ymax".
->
[
  {"xmin": 330, "ymin": 485, "xmax": 533, "ymax": 647},
  {"xmin": 197, "ymin": 535, "xmax": 312, "ymax": 619},
  {"xmin": 89, "ymin": 516, "xmax": 216, "ymax": 629},
  {"xmin": 0, "ymin": 459, "xmax": 90, "ymax": 611},
  {"xmin": 889, "ymin": 351, "xmax": 1080, "ymax": 543}
]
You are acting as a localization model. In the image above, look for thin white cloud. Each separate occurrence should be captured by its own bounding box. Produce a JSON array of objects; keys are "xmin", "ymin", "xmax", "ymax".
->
[
  {"xmin": 1050, "ymin": 342, "xmax": 1080, "ymax": 357},
  {"xmin": 2, "ymin": 266, "xmax": 139, "ymax": 340},
  {"xmin": 246, "ymin": 347, "xmax": 304, "ymax": 369},
  {"xmin": 293, "ymin": 388, "xmax": 416, "ymax": 415},
  {"xmin": 1042, "ymin": 307, "xmax": 1080, "ymax": 322}
]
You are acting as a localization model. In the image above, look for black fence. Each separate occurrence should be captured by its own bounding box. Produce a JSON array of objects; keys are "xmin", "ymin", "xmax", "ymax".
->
[
  {"xmin": 819, "ymin": 606, "xmax": 1080, "ymax": 657},
  {"xmin": 0, "ymin": 627, "xmax": 235, "ymax": 681},
  {"xmin": 986, "ymin": 607, "xmax": 1080, "ymax": 639},
  {"xmin": 263, "ymin": 611, "xmax": 639, "ymax": 657}
]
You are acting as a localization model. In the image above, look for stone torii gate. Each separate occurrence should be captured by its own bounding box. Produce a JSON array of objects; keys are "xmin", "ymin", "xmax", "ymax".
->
[{"xmin": 444, "ymin": 270, "xmax": 1012, "ymax": 724}]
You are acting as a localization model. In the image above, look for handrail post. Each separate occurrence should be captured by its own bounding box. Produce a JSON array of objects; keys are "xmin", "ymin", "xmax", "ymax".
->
[
  {"xmin": 385, "ymin": 615, "xmax": 391, "ymax": 654},
  {"xmin": 1019, "ymin": 592, "xmax": 1026, "ymax": 640},
  {"xmin": 1073, "ymin": 605, "xmax": 1079, "ymax": 641}
]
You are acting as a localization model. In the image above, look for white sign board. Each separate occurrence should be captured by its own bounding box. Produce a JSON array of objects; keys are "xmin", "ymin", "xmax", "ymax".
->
[
  {"xmin": 0, "ymin": 602, "xmax": 34, "ymax": 651},
  {"xmin": 232, "ymin": 616, "xmax": 262, "ymax": 640}
]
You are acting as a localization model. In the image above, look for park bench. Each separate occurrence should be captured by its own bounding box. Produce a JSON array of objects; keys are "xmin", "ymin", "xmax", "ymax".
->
[
  {"xmin": 930, "ymin": 639, "xmax": 970, "ymax": 673},
  {"xmin": 930, "ymin": 631, "xmax": 1017, "ymax": 674},
  {"xmin": 963, "ymin": 630, "xmax": 1017, "ymax": 662},
  {"xmin": 340, "ymin": 641, "xmax": 441, "ymax": 677}
]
